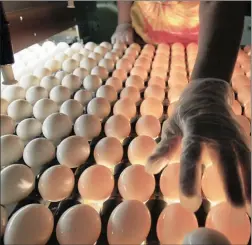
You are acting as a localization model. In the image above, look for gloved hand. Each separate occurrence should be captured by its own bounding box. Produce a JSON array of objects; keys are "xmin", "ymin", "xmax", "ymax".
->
[
  {"xmin": 146, "ymin": 78, "xmax": 251, "ymax": 207},
  {"xmin": 111, "ymin": 23, "xmax": 134, "ymax": 45}
]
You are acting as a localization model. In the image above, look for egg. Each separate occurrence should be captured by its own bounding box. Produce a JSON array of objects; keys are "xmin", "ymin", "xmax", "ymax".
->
[
  {"xmin": 60, "ymin": 99, "xmax": 83, "ymax": 122},
  {"xmin": 104, "ymin": 115, "xmax": 131, "ymax": 142},
  {"xmin": 125, "ymin": 75, "xmax": 144, "ymax": 91},
  {"xmin": 62, "ymin": 58, "xmax": 78, "ymax": 73},
  {"xmin": 100, "ymin": 42, "xmax": 112, "ymax": 51},
  {"xmin": 33, "ymin": 98, "xmax": 58, "ymax": 122},
  {"xmin": 94, "ymin": 137, "xmax": 123, "ymax": 169},
  {"xmin": 87, "ymin": 97, "xmax": 111, "ymax": 120},
  {"xmin": 118, "ymin": 164, "xmax": 155, "ymax": 202},
  {"xmin": 55, "ymin": 70, "xmax": 67, "ymax": 82},
  {"xmin": 157, "ymin": 203, "xmax": 198, "ymax": 244},
  {"xmin": 80, "ymin": 57, "xmax": 97, "ymax": 72},
  {"xmin": 140, "ymin": 98, "xmax": 163, "ymax": 119},
  {"xmin": 136, "ymin": 115, "xmax": 161, "ymax": 138},
  {"xmin": 148, "ymin": 76, "xmax": 166, "ymax": 89},
  {"xmin": 205, "ymin": 202, "xmax": 250, "ymax": 245},
  {"xmin": 113, "ymin": 98, "xmax": 136, "ymax": 120},
  {"xmin": 168, "ymin": 85, "xmax": 185, "ymax": 103},
  {"xmin": 42, "ymin": 40, "xmax": 56, "ymax": 51},
  {"xmin": 49, "ymin": 85, "xmax": 71, "ymax": 106},
  {"xmin": 88, "ymin": 52, "xmax": 103, "ymax": 62},
  {"xmin": 129, "ymin": 43, "xmax": 141, "ymax": 52},
  {"xmin": 116, "ymin": 58, "xmax": 133, "ymax": 72},
  {"xmin": 128, "ymin": 135, "xmax": 157, "ymax": 165},
  {"xmin": 91, "ymin": 66, "xmax": 109, "ymax": 80},
  {"xmin": 42, "ymin": 113, "xmax": 72, "ymax": 144},
  {"xmin": 1, "ymin": 206, "xmax": 7, "ymax": 237},
  {"xmin": 96, "ymin": 85, "xmax": 117, "ymax": 103},
  {"xmin": 25, "ymin": 86, "xmax": 48, "ymax": 105},
  {"xmin": 72, "ymin": 53, "xmax": 85, "ymax": 63},
  {"xmin": 1, "ymin": 115, "xmax": 15, "ymax": 136},
  {"xmin": 16, "ymin": 118, "xmax": 42, "ymax": 143},
  {"xmin": 152, "ymin": 61, "xmax": 168, "ymax": 70},
  {"xmin": 85, "ymin": 42, "xmax": 97, "ymax": 51},
  {"xmin": 107, "ymin": 200, "xmax": 151, "ymax": 245},
  {"xmin": 54, "ymin": 52, "xmax": 69, "ymax": 63},
  {"xmin": 44, "ymin": 59, "xmax": 61, "ymax": 73},
  {"xmin": 104, "ymin": 51, "xmax": 119, "ymax": 62},
  {"xmin": 1, "ymin": 164, "xmax": 35, "ymax": 205},
  {"xmin": 2, "ymin": 85, "xmax": 25, "ymax": 103},
  {"xmin": 235, "ymin": 115, "xmax": 251, "ymax": 135},
  {"xmin": 125, "ymin": 47, "xmax": 139, "ymax": 58},
  {"xmin": 130, "ymin": 66, "xmax": 148, "ymax": 81},
  {"xmin": 4, "ymin": 204, "xmax": 54, "ymax": 245},
  {"xmin": 170, "ymin": 66, "xmax": 187, "ymax": 76},
  {"xmin": 150, "ymin": 68, "xmax": 167, "ymax": 80},
  {"xmin": 1, "ymin": 98, "xmax": 9, "ymax": 114},
  {"xmin": 111, "ymin": 48, "xmax": 124, "ymax": 57},
  {"xmin": 237, "ymin": 85, "xmax": 251, "ymax": 105},
  {"xmin": 38, "ymin": 165, "xmax": 74, "ymax": 202},
  {"xmin": 112, "ymin": 68, "xmax": 127, "ymax": 82},
  {"xmin": 74, "ymin": 114, "xmax": 101, "ymax": 140},
  {"xmin": 244, "ymin": 102, "xmax": 251, "ymax": 119},
  {"xmin": 33, "ymin": 67, "xmax": 52, "ymax": 79},
  {"xmin": 99, "ymin": 58, "xmax": 115, "ymax": 72},
  {"xmin": 106, "ymin": 77, "xmax": 123, "ymax": 92},
  {"xmin": 7, "ymin": 99, "xmax": 33, "ymax": 122},
  {"xmin": 64, "ymin": 48, "xmax": 76, "ymax": 57},
  {"xmin": 56, "ymin": 204, "xmax": 101, "ymax": 245},
  {"xmin": 123, "ymin": 53, "xmax": 136, "ymax": 63},
  {"xmin": 57, "ymin": 135, "xmax": 90, "ymax": 168},
  {"xmin": 83, "ymin": 74, "xmax": 102, "ymax": 92},
  {"xmin": 182, "ymin": 228, "xmax": 231, "ymax": 245},
  {"xmin": 23, "ymin": 137, "xmax": 55, "ymax": 168},
  {"xmin": 135, "ymin": 58, "xmax": 151, "ymax": 71},
  {"xmin": 113, "ymin": 41, "xmax": 127, "ymax": 51},
  {"xmin": 144, "ymin": 84, "xmax": 165, "ymax": 102},
  {"xmin": 80, "ymin": 48, "xmax": 92, "ymax": 57},
  {"xmin": 120, "ymin": 86, "xmax": 140, "ymax": 104},
  {"xmin": 74, "ymin": 89, "xmax": 93, "ymax": 106},
  {"xmin": 62, "ymin": 74, "xmax": 81, "ymax": 93},
  {"xmin": 168, "ymin": 73, "xmax": 188, "ymax": 88},
  {"xmin": 94, "ymin": 45, "xmax": 108, "ymax": 56},
  {"xmin": 40, "ymin": 75, "xmax": 60, "ymax": 92},
  {"xmin": 71, "ymin": 42, "xmax": 83, "ymax": 51},
  {"xmin": 78, "ymin": 165, "xmax": 114, "ymax": 201},
  {"xmin": 19, "ymin": 75, "xmax": 40, "ymax": 91},
  {"xmin": 167, "ymin": 102, "xmax": 177, "ymax": 117}
]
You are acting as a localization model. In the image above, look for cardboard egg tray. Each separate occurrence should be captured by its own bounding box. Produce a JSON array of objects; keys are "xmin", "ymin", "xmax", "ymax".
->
[{"xmin": 1, "ymin": 43, "xmax": 251, "ymax": 245}]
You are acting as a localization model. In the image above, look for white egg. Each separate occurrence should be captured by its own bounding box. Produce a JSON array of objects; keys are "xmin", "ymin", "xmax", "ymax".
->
[
  {"xmin": 74, "ymin": 89, "xmax": 93, "ymax": 106},
  {"xmin": 55, "ymin": 70, "xmax": 68, "ymax": 82},
  {"xmin": 1, "ymin": 135, "xmax": 24, "ymax": 167},
  {"xmin": 49, "ymin": 85, "xmax": 71, "ymax": 106},
  {"xmin": 80, "ymin": 48, "xmax": 91, "ymax": 57},
  {"xmin": 62, "ymin": 58, "xmax": 78, "ymax": 73},
  {"xmin": 94, "ymin": 46, "xmax": 108, "ymax": 56},
  {"xmin": 91, "ymin": 66, "xmax": 109, "ymax": 80},
  {"xmin": 98, "ymin": 58, "xmax": 115, "ymax": 72},
  {"xmin": 40, "ymin": 75, "xmax": 60, "ymax": 92},
  {"xmin": 87, "ymin": 97, "xmax": 111, "ymax": 120},
  {"xmin": 2, "ymin": 86, "xmax": 25, "ymax": 103},
  {"xmin": 33, "ymin": 98, "xmax": 59, "ymax": 122},
  {"xmin": 85, "ymin": 42, "xmax": 97, "ymax": 51},
  {"xmin": 74, "ymin": 114, "xmax": 101, "ymax": 140},
  {"xmin": 57, "ymin": 42, "xmax": 69, "ymax": 51},
  {"xmin": 106, "ymin": 77, "xmax": 123, "ymax": 92},
  {"xmin": 4, "ymin": 204, "xmax": 54, "ymax": 245},
  {"xmin": 61, "ymin": 74, "xmax": 81, "ymax": 93},
  {"xmin": 72, "ymin": 53, "xmax": 85, "ymax": 63},
  {"xmin": 80, "ymin": 57, "xmax": 97, "ymax": 72},
  {"xmin": 44, "ymin": 59, "xmax": 61, "ymax": 73},
  {"xmin": 42, "ymin": 41, "xmax": 56, "ymax": 52},
  {"xmin": 60, "ymin": 99, "xmax": 83, "ymax": 122},
  {"xmin": 73, "ymin": 67, "xmax": 89, "ymax": 80},
  {"xmin": 7, "ymin": 99, "xmax": 33, "ymax": 122},
  {"xmin": 57, "ymin": 135, "xmax": 90, "ymax": 168},
  {"xmin": 25, "ymin": 86, "xmax": 49, "ymax": 105},
  {"xmin": 96, "ymin": 85, "xmax": 117, "ymax": 103},
  {"xmin": 1, "ymin": 164, "xmax": 35, "ymax": 205},
  {"xmin": 88, "ymin": 52, "xmax": 103, "ymax": 62},
  {"xmin": 19, "ymin": 75, "xmax": 40, "ymax": 91},
  {"xmin": 33, "ymin": 67, "xmax": 52, "ymax": 79},
  {"xmin": 0, "ymin": 115, "xmax": 15, "ymax": 136},
  {"xmin": 116, "ymin": 58, "xmax": 133, "ymax": 72},
  {"xmin": 54, "ymin": 52, "xmax": 69, "ymax": 63},
  {"xmin": 1, "ymin": 206, "xmax": 7, "ymax": 237},
  {"xmin": 64, "ymin": 48, "xmax": 76, "ymax": 57},
  {"xmin": 23, "ymin": 138, "xmax": 55, "ymax": 168},
  {"xmin": 1, "ymin": 98, "xmax": 9, "ymax": 114},
  {"xmin": 16, "ymin": 118, "xmax": 42, "ymax": 142},
  {"xmin": 83, "ymin": 75, "xmax": 102, "ymax": 92},
  {"xmin": 71, "ymin": 42, "xmax": 83, "ymax": 51},
  {"xmin": 42, "ymin": 113, "xmax": 72, "ymax": 144},
  {"xmin": 104, "ymin": 51, "xmax": 119, "ymax": 62},
  {"xmin": 100, "ymin": 42, "xmax": 112, "ymax": 51},
  {"xmin": 125, "ymin": 75, "xmax": 145, "ymax": 91}
]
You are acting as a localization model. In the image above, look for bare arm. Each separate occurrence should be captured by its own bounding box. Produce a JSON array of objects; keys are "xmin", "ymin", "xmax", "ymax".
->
[
  {"xmin": 117, "ymin": 1, "xmax": 133, "ymax": 24},
  {"xmin": 191, "ymin": 2, "xmax": 246, "ymax": 82}
]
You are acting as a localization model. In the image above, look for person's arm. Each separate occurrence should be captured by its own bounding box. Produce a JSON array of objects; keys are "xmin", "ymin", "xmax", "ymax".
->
[
  {"xmin": 117, "ymin": 1, "xmax": 133, "ymax": 24},
  {"xmin": 191, "ymin": 2, "xmax": 247, "ymax": 82}
]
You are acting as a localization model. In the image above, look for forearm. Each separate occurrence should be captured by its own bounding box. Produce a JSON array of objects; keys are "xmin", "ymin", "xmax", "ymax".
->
[
  {"xmin": 117, "ymin": 1, "xmax": 133, "ymax": 24},
  {"xmin": 191, "ymin": 2, "xmax": 246, "ymax": 82}
]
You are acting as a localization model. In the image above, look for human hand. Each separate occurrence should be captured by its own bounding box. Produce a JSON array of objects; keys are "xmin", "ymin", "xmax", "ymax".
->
[
  {"xmin": 111, "ymin": 23, "xmax": 134, "ymax": 45},
  {"xmin": 146, "ymin": 78, "xmax": 251, "ymax": 208}
]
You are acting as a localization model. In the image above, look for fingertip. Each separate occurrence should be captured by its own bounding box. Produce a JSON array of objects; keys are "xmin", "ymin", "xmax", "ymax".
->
[{"xmin": 145, "ymin": 155, "xmax": 168, "ymax": 175}]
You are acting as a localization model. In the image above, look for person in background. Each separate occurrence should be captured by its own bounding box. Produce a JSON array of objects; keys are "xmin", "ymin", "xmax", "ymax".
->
[{"xmin": 112, "ymin": 1, "xmax": 251, "ymax": 208}]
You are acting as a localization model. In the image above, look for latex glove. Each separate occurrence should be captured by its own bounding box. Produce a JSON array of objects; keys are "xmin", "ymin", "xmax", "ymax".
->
[
  {"xmin": 146, "ymin": 78, "xmax": 251, "ymax": 207},
  {"xmin": 111, "ymin": 23, "xmax": 134, "ymax": 45}
]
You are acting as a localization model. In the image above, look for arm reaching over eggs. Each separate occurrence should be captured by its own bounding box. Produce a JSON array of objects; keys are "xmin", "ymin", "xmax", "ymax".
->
[{"xmin": 111, "ymin": 1, "xmax": 134, "ymax": 44}]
